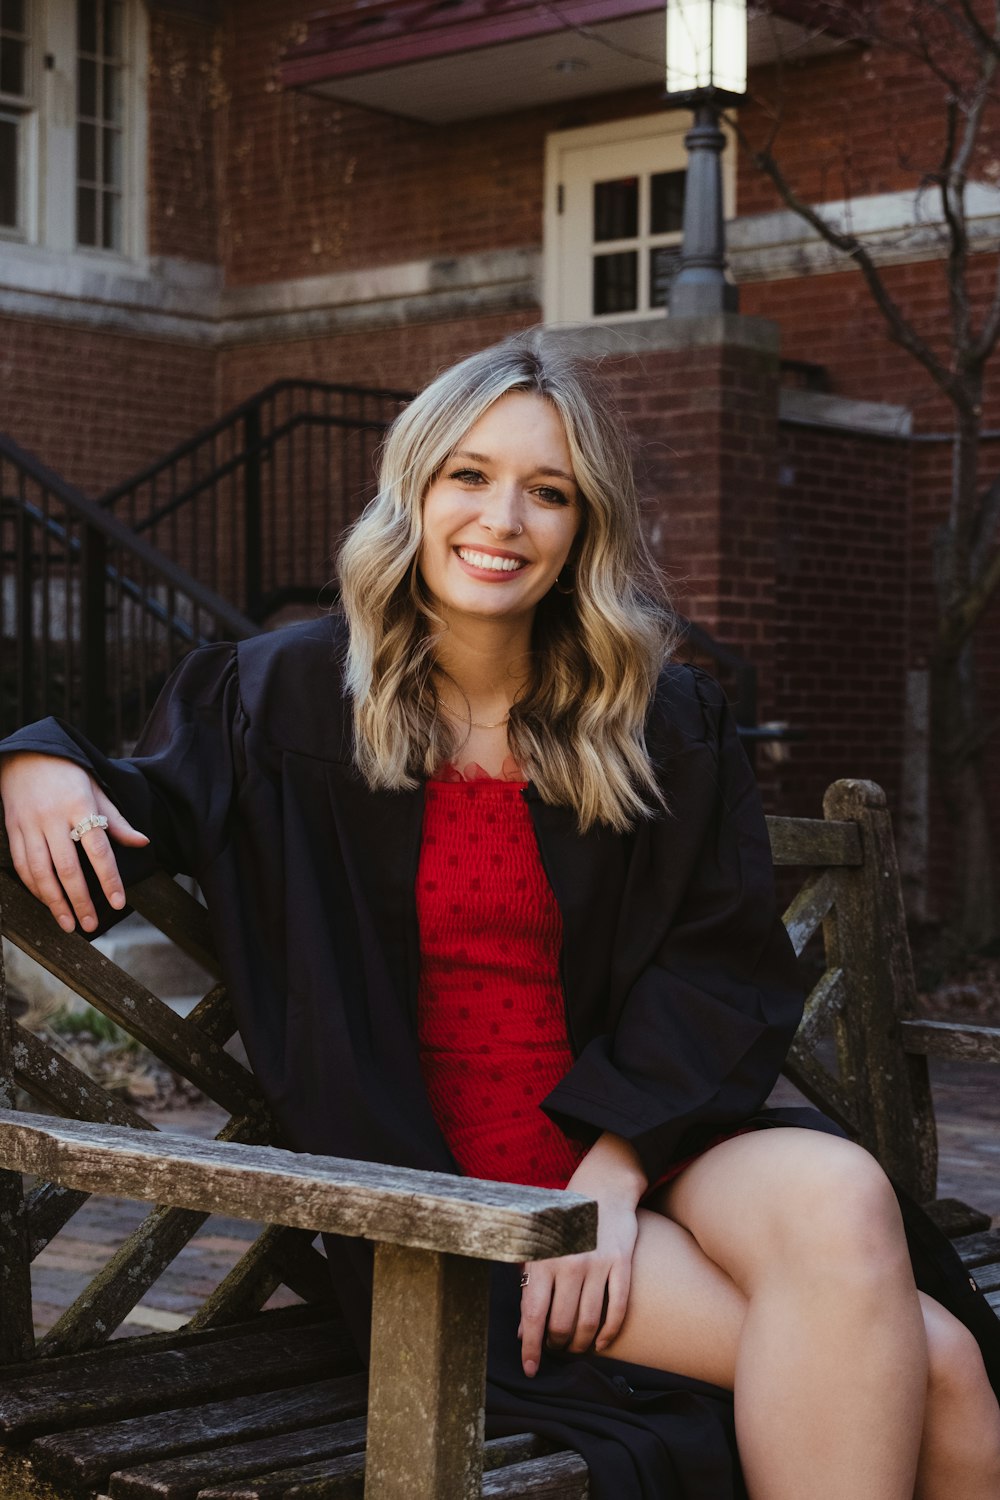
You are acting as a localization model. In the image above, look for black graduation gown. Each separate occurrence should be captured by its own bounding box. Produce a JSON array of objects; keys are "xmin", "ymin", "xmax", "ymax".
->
[{"xmin": 3, "ymin": 614, "xmax": 998, "ymax": 1500}]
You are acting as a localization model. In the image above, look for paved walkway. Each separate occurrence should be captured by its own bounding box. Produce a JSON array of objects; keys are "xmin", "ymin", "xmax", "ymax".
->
[{"xmin": 27, "ymin": 1058, "xmax": 1000, "ymax": 1339}]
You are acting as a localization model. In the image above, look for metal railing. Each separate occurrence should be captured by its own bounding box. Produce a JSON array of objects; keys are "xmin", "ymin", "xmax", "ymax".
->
[
  {"xmin": 100, "ymin": 379, "xmax": 412, "ymax": 622},
  {"xmin": 0, "ymin": 434, "xmax": 259, "ymax": 753}
]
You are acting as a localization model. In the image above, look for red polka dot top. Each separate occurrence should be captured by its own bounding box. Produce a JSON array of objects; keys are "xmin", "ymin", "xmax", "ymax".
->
[{"xmin": 416, "ymin": 758, "xmax": 587, "ymax": 1190}]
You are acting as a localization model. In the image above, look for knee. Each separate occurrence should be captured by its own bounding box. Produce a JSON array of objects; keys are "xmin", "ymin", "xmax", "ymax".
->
[
  {"xmin": 921, "ymin": 1301, "xmax": 1000, "ymax": 1480},
  {"xmin": 758, "ymin": 1139, "xmax": 909, "ymax": 1286},
  {"xmin": 925, "ymin": 1303, "xmax": 992, "ymax": 1409}
]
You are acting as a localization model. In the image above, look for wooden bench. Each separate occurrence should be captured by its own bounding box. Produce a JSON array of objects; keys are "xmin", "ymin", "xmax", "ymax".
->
[{"xmin": 0, "ymin": 777, "xmax": 996, "ymax": 1500}]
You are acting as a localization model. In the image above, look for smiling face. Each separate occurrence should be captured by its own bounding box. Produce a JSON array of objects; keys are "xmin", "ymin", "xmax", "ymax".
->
[{"xmin": 417, "ymin": 391, "xmax": 582, "ymax": 632}]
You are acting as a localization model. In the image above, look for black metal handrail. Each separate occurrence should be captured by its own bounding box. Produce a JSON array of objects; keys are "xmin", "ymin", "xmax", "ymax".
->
[
  {"xmin": 0, "ymin": 433, "xmax": 259, "ymax": 753},
  {"xmin": 100, "ymin": 379, "xmax": 412, "ymax": 622}
]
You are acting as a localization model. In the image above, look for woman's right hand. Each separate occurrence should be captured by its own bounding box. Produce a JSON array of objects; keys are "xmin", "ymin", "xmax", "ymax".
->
[{"xmin": 0, "ymin": 753, "xmax": 149, "ymax": 933}]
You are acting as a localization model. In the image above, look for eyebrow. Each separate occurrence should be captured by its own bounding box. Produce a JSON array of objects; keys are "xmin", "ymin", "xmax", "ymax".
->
[{"xmin": 452, "ymin": 450, "xmax": 577, "ymax": 485}]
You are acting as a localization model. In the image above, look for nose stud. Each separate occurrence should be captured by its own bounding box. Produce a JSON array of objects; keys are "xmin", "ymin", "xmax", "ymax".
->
[{"xmin": 482, "ymin": 522, "xmax": 524, "ymax": 540}]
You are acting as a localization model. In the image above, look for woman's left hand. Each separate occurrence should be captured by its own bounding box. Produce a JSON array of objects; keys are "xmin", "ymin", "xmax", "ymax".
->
[{"xmin": 518, "ymin": 1132, "xmax": 646, "ymax": 1377}]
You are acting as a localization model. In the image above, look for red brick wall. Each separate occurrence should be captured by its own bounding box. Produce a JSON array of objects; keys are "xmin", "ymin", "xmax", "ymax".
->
[
  {"xmin": 770, "ymin": 421, "xmax": 912, "ymax": 822},
  {"xmin": 738, "ymin": 0, "xmax": 1000, "ymax": 216},
  {"xmin": 0, "ymin": 317, "xmax": 215, "ymax": 496},
  {"xmin": 215, "ymin": 310, "xmax": 536, "ymax": 410},
  {"xmin": 609, "ymin": 341, "xmax": 780, "ymax": 685},
  {"xmin": 742, "ymin": 257, "xmax": 1000, "ymax": 426},
  {"xmin": 214, "ymin": 1, "xmax": 666, "ymax": 285},
  {"xmin": 147, "ymin": 8, "xmax": 221, "ymax": 264}
]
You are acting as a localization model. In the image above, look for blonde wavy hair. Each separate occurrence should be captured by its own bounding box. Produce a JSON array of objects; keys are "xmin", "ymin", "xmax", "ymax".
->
[{"xmin": 337, "ymin": 331, "xmax": 680, "ymax": 832}]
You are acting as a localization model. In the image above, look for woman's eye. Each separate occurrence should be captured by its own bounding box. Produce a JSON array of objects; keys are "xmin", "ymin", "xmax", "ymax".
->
[
  {"xmin": 536, "ymin": 486, "xmax": 570, "ymax": 506},
  {"xmin": 450, "ymin": 468, "xmax": 484, "ymax": 484}
]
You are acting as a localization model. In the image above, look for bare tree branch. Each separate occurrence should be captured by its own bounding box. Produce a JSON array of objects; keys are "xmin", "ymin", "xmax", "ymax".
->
[
  {"xmin": 728, "ymin": 115, "xmax": 962, "ymax": 402},
  {"xmin": 937, "ymin": 94, "xmax": 971, "ymax": 355},
  {"xmin": 971, "ymin": 470, "xmax": 1000, "ymax": 578},
  {"xmin": 940, "ymin": 541, "xmax": 1000, "ymax": 651},
  {"xmin": 972, "ymin": 250, "xmax": 1000, "ymax": 363}
]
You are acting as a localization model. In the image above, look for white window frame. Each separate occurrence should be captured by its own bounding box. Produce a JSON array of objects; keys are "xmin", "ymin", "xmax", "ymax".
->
[
  {"xmin": 1, "ymin": 0, "xmax": 147, "ymax": 263},
  {"xmin": 0, "ymin": 0, "xmax": 40, "ymax": 240},
  {"xmin": 543, "ymin": 112, "xmax": 736, "ymax": 326}
]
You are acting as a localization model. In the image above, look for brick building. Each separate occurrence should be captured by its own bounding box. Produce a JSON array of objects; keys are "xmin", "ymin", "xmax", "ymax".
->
[{"xmin": 1, "ymin": 0, "xmax": 998, "ymax": 925}]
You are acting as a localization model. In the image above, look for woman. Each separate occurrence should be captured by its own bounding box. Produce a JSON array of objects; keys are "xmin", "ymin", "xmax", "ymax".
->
[{"xmin": 2, "ymin": 334, "xmax": 999, "ymax": 1499}]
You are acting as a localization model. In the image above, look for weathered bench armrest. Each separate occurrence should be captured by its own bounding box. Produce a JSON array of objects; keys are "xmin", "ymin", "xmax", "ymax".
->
[
  {"xmin": 902, "ymin": 1019, "xmax": 1000, "ymax": 1063},
  {"xmin": 0, "ymin": 1109, "xmax": 596, "ymax": 1262}
]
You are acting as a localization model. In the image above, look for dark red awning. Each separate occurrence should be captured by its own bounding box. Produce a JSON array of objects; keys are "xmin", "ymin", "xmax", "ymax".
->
[{"xmin": 280, "ymin": 1, "xmax": 854, "ymax": 123}]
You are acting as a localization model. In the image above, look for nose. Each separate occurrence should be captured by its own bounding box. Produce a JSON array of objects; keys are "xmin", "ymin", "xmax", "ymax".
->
[{"xmin": 479, "ymin": 479, "xmax": 523, "ymax": 539}]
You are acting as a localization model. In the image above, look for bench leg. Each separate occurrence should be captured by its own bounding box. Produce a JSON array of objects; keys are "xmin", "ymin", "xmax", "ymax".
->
[{"xmin": 365, "ymin": 1243, "xmax": 490, "ymax": 1500}]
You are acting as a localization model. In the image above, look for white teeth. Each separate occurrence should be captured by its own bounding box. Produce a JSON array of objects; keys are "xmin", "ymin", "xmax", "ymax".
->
[{"xmin": 456, "ymin": 548, "xmax": 526, "ymax": 573}]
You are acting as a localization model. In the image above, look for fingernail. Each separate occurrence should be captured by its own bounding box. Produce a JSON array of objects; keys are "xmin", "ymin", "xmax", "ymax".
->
[
  {"xmin": 58, "ymin": 915, "xmax": 75, "ymax": 932},
  {"xmin": 82, "ymin": 915, "xmax": 97, "ymax": 932},
  {"xmin": 110, "ymin": 892, "xmax": 125, "ymax": 909},
  {"xmin": 524, "ymin": 1360, "xmax": 537, "ymax": 1378}
]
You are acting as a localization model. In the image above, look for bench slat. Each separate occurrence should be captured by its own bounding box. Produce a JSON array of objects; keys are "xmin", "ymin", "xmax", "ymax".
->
[
  {"xmin": 953, "ymin": 1230, "xmax": 1000, "ymax": 1268},
  {"xmin": 0, "ymin": 1113, "xmax": 597, "ymax": 1264},
  {"xmin": 109, "ymin": 1417, "xmax": 369, "ymax": 1500},
  {"xmin": 39, "ymin": 1112, "xmax": 275, "ymax": 1356},
  {"xmin": 969, "ymin": 1262, "xmax": 1000, "ymax": 1295},
  {"xmin": 482, "ymin": 1454, "xmax": 590, "ymax": 1500},
  {"xmin": 0, "ymin": 1318, "xmax": 355, "ymax": 1442},
  {"xmin": 780, "ymin": 1045, "xmax": 859, "ymax": 1135},
  {"xmin": 30, "ymin": 1376, "xmax": 367, "ymax": 1494},
  {"xmin": 782, "ymin": 870, "xmax": 838, "ymax": 957},
  {"xmin": 125, "ymin": 873, "xmax": 222, "ymax": 980},
  {"xmin": 766, "ymin": 817, "xmax": 863, "ymax": 867},
  {"xmin": 902, "ymin": 1019, "xmax": 1000, "ymax": 1063},
  {"xmin": 0, "ymin": 875, "xmax": 261, "ymax": 1119},
  {"xmin": 196, "ymin": 1444, "xmax": 589, "ymax": 1500},
  {"xmin": 794, "ymin": 967, "xmax": 845, "ymax": 1052},
  {"xmin": 186, "ymin": 1225, "xmax": 333, "ymax": 1332}
]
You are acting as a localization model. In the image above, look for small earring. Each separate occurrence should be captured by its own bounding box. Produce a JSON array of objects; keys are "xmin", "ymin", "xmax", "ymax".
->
[{"xmin": 555, "ymin": 567, "xmax": 575, "ymax": 595}]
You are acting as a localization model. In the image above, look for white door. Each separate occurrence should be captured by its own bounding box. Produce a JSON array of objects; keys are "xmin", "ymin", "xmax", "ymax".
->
[{"xmin": 544, "ymin": 113, "xmax": 735, "ymax": 325}]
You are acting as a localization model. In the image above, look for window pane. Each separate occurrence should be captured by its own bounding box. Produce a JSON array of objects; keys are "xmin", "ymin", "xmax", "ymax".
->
[
  {"xmin": 0, "ymin": 36, "xmax": 25, "ymax": 95},
  {"xmin": 650, "ymin": 246, "xmax": 682, "ymax": 309},
  {"xmin": 77, "ymin": 182, "xmax": 97, "ymax": 243},
  {"xmin": 77, "ymin": 119, "xmax": 96, "ymax": 181},
  {"xmin": 0, "ymin": 115, "xmax": 17, "ymax": 227},
  {"xmin": 78, "ymin": 0, "xmax": 98, "ymax": 55},
  {"xmin": 78, "ymin": 55, "xmax": 96, "ymax": 116},
  {"xmin": 593, "ymin": 178, "xmax": 638, "ymax": 243},
  {"xmin": 103, "ymin": 0, "xmax": 124, "ymax": 59},
  {"xmin": 102, "ymin": 61, "xmax": 122, "ymax": 124},
  {"xmin": 1, "ymin": 1, "xmax": 26, "ymax": 34},
  {"xmin": 101, "ymin": 188, "xmax": 121, "ymax": 250},
  {"xmin": 101, "ymin": 125, "xmax": 121, "ymax": 188},
  {"xmin": 593, "ymin": 251, "xmax": 637, "ymax": 316},
  {"xmin": 651, "ymin": 170, "xmax": 686, "ymax": 234}
]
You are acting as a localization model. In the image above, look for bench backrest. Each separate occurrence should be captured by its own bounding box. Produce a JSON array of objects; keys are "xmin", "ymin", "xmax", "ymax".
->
[{"xmin": 0, "ymin": 776, "xmax": 936, "ymax": 1368}]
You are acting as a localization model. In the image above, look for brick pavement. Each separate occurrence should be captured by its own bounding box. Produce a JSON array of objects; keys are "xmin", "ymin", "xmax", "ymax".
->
[{"xmin": 26, "ymin": 1060, "xmax": 1000, "ymax": 1339}]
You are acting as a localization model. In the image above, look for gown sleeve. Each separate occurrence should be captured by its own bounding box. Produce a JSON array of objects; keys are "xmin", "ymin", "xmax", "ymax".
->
[
  {"xmin": 542, "ymin": 668, "xmax": 804, "ymax": 1184},
  {"xmin": 0, "ymin": 642, "xmax": 245, "ymax": 888}
]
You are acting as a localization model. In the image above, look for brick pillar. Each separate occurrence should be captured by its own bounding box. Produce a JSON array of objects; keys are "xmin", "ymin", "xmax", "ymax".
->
[{"xmin": 548, "ymin": 314, "xmax": 781, "ymax": 719}]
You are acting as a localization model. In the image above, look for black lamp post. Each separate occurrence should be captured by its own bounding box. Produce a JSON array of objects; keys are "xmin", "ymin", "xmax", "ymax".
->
[{"xmin": 664, "ymin": 0, "xmax": 747, "ymax": 316}]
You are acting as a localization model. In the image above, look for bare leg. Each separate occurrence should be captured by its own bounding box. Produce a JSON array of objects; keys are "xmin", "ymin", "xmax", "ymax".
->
[
  {"xmin": 598, "ymin": 1207, "xmax": 1000, "ymax": 1500},
  {"xmin": 585, "ymin": 1129, "xmax": 929, "ymax": 1497},
  {"xmin": 914, "ymin": 1297, "xmax": 1000, "ymax": 1500},
  {"xmin": 652, "ymin": 1129, "xmax": 926, "ymax": 1499}
]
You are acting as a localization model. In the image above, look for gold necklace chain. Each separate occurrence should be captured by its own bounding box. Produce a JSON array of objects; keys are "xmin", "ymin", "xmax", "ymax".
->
[{"xmin": 440, "ymin": 702, "xmax": 511, "ymax": 731}]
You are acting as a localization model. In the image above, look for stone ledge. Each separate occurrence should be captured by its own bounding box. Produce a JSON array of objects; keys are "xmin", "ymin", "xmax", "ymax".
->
[
  {"xmin": 543, "ymin": 313, "xmax": 780, "ymax": 358},
  {"xmin": 779, "ymin": 387, "xmax": 913, "ymax": 437}
]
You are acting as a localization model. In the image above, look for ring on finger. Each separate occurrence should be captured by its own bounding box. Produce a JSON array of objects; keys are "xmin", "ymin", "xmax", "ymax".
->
[
  {"xmin": 70, "ymin": 814, "xmax": 109, "ymax": 842},
  {"xmin": 520, "ymin": 1272, "xmax": 530, "ymax": 1288}
]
